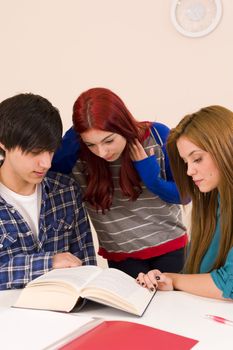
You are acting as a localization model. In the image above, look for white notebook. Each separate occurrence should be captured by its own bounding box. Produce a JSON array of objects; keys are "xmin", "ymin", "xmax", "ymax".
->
[{"xmin": 1, "ymin": 307, "xmax": 101, "ymax": 350}]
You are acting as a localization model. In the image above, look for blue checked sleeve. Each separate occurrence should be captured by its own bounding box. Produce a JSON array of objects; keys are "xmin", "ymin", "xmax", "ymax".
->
[
  {"xmin": 0, "ymin": 251, "xmax": 53, "ymax": 290},
  {"xmin": 0, "ymin": 173, "xmax": 96, "ymax": 290}
]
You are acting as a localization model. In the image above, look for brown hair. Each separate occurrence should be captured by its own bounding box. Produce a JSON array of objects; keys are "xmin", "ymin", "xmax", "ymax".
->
[{"xmin": 166, "ymin": 105, "xmax": 233, "ymax": 273}]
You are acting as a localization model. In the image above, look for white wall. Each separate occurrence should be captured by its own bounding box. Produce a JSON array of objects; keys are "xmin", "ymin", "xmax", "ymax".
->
[
  {"xmin": 0, "ymin": 0, "xmax": 231, "ymax": 266},
  {"xmin": 1, "ymin": 0, "xmax": 232, "ymax": 131}
]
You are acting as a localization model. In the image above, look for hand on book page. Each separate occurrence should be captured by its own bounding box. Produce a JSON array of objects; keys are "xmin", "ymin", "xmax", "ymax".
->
[
  {"xmin": 13, "ymin": 265, "xmax": 155, "ymax": 315},
  {"xmin": 59, "ymin": 320, "xmax": 199, "ymax": 350}
]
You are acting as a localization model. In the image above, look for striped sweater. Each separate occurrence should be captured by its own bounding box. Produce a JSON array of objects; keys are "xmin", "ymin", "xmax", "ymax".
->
[{"xmin": 67, "ymin": 123, "xmax": 187, "ymax": 261}]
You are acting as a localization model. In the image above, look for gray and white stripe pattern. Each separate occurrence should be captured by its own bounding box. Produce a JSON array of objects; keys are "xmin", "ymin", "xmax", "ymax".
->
[{"xmin": 72, "ymin": 131, "xmax": 186, "ymax": 254}]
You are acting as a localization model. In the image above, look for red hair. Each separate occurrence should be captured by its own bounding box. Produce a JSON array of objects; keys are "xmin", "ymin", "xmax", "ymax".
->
[{"xmin": 72, "ymin": 87, "xmax": 151, "ymax": 212}]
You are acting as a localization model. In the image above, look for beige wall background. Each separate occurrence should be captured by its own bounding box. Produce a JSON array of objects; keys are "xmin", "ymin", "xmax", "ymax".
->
[
  {"xmin": 0, "ymin": 0, "xmax": 232, "ymax": 266},
  {"xmin": 1, "ymin": 0, "xmax": 232, "ymax": 131}
]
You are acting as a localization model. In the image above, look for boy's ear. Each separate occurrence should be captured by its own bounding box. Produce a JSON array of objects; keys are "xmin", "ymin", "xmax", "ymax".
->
[{"xmin": 0, "ymin": 142, "xmax": 6, "ymax": 151}]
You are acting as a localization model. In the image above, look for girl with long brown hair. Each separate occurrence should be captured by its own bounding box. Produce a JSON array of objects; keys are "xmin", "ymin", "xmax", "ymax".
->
[{"xmin": 137, "ymin": 105, "xmax": 233, "ymax": 300}]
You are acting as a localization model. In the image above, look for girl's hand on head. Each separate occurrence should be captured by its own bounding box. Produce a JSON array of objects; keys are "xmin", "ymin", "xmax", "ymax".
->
[
  {"xmin": 129, "ymin": 139, "xmax": 154, "ymax": 161},
  {"xmin": 136, "ymin": 269, "xmax": 174, "ymax": 291}
]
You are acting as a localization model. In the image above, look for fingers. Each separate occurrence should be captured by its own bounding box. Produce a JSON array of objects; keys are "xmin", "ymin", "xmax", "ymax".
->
[
  {"xmin": 71, "ymin": 255, "xmax": 83, "ymax": 266},
  {"xmin": 129, "ymin": 139, "xmax": 155, "ymax": 161},
  {"xmin": 129, "ymin": 139, "xmax": 148, "ymax": 161},
  {"xmin": 136, "ymin": 270, "xmax": 162, "ymax": 291},
  {"xmin": 149, "ymin": 148, "xmax": 155, "ymax": 156},
  {"xmin": 52, "ymin": 252, "xmax": 83, "ymax": 269},
  {"xmin": 136, "ymin": 270, "xmax": 174, "ymax": 292}
]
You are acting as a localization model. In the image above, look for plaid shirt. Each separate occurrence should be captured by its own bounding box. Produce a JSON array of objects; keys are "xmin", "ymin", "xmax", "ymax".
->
[{"xmin": 0, "ymin": 171, "xmax": 96, "ymax": 290}]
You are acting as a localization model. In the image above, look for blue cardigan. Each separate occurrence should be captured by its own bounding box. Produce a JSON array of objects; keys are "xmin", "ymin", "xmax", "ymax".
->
[
  {"xmin": 200, "ymin": 203, "xmax": 233, "ymax": 299},
  {"xmin": 52, "ymin": 122, "xmax": 181, "ymax": 204}
]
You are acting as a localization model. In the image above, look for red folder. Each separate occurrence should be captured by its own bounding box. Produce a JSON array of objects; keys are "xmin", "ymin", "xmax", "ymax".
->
[{"xmin": 59, "ymin": 320, "xmax": 198, "ymax": 350}]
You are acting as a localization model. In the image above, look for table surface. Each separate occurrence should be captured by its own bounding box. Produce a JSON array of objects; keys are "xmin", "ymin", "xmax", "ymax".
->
[{"xmin": 1, "ymin": 289, "xmax": 233, "ymax": 349}]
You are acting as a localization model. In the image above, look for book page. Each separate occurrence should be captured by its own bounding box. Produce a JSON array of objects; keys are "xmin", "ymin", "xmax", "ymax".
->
[
  {"xmin": 14, "ymin": 266, "xmax": 103, "ymax": 312},
  {"xmin": 81, "ymin": 268, "xmax": 155, "ymax": 315},
  {"xmin": 27, "ymin": 265, "xmax": 103, "ymax": 290}
]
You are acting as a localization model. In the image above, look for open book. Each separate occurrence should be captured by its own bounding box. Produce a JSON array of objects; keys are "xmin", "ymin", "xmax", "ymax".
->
[{"xmin": 14, "ymin": 266, "xmax": 155, "ymax": 316}]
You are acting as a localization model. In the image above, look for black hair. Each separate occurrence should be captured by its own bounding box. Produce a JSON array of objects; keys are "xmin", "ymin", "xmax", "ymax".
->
[{"xmin": 0, "ymin": 93, "xmax": 62, "ymax": 155}]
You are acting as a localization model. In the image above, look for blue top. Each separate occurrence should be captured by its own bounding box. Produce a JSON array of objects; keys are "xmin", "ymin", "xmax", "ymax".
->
[
  {"xmin": 200, "ymin": 203, "xmax": 233, "ymax": 299},
  {"xmin": 0, "ymin": 172, "xmax": 96, "ymax": 290},
  {"xmin": 199, "ymin": 205, "xmax": 221, "ymax": 273},
  {"xmin": 52, "ymin": 122, "xmax": 181, "ymax": 204}
]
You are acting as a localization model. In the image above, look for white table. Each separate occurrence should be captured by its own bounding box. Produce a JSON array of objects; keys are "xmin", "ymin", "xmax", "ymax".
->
[{"xmin": 1, "ymin": 289, "xmax": 233, "ymax": 349}]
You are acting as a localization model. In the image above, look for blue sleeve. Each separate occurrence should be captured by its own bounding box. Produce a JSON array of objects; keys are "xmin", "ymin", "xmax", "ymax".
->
[
  {"xmin": 51, "ymin": 127, "xmax": 80, "ymax": 174},
  {"xmin": 133, "ymin": 122, "xmax": 181, "ymax": 204},
  {"xmin": 210, "ymin": 248, "xmax": 233, "ymax": 299},
  {"xmin": 0, "ymin": 252, "xmax": 53, "ymax": 290}
]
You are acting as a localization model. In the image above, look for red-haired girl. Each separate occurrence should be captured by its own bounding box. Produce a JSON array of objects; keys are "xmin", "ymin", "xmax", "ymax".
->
[{"xmin": 52, "ymin": 88, "xmax": 187, "ymax": 278}]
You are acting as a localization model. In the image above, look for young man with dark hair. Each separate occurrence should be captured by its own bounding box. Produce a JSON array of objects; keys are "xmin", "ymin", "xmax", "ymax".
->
[{"xmin": 0, "ymin": 93, "xmax": 96, "ymax": 290}]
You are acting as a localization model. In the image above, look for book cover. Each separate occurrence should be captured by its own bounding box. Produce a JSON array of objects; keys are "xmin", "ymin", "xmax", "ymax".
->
[{"xmin": 59, "ymin": 320, "xmax": 199, "ymax": 350}]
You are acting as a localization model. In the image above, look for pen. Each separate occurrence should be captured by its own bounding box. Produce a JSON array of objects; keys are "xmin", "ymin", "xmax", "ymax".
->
[{"xmin": 205, "ymin": 314, "xmax": 233, "ymax": 326}]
